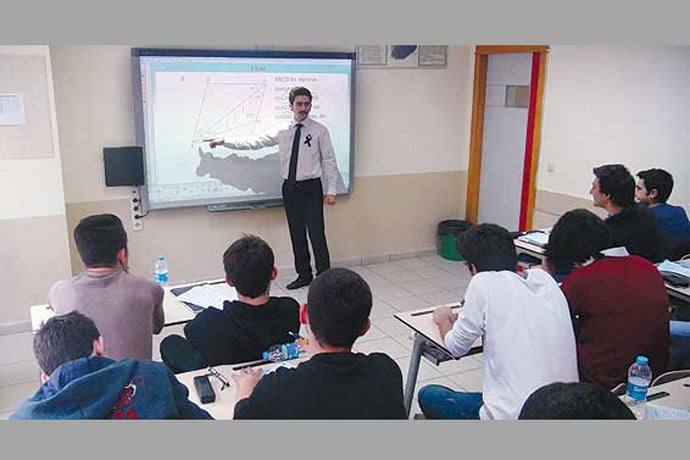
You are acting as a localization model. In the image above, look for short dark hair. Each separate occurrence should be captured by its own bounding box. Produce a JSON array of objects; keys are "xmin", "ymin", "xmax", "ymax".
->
[
  {"xmin": 545, "ymin": 209, "xmax": 612, "ymax": 271},
  {"xmin": 519, "ymin": 382, "xmax": 636, "ymax": 419},
  {"xmin": 73, "ymin": 214, "xmax": 127, "ymax": 267},
  {"xmin": 457, "ymin": 223, "xmax": 518, "ymax": 272},
  {"xmin": 307, "ymin": 268, "xmax": 372, "ymax": 348},
  {"xmin": 593, "ymin": 164, "xmax": 635, "ymax": 208},
  {"xmin": 637, "ymin": 168, "xmax": 674, "ymax": 203},
  {"xmin": 34, "ymin": 311, "xmax": 101, "ymax": 376},
  {"xmin": 223, "ymin": 235, "xmax": 274, "ymax": 298},
  {"xmin": 288, "ymin": 86, "xmax": 312, "ymax": 104}
]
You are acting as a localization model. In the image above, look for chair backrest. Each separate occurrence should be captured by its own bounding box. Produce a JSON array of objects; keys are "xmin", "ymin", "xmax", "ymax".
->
[
  {"xmin": 610, "ymin": 382, "xmax": 626, "ymax": 396},
  {"xmin": 651, "ymin": 369, "xmax": 690, "ymax": 387}
]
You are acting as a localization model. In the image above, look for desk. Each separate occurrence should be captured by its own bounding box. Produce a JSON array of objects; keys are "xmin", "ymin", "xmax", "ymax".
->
[
  {"xmin": 647, "ymin": 377, "xmax": 690, "ymax": 413},
  {"xmin": 30, "ymin": 278, "xmax": 226, "ymax": 333},
  {"xmin": 394, "ymin": 305, "xmax": 483, "ymax": 416},
  {"xmin": 621, "ymin": 377, "xmax": 690, "ymax": 419},
  {"xmin": 514, "ymin": 232, "xmax": 690, "ymax": 304},
  {"xmin": 176, "ymin": 357, "xmax": 308, "ymax": 420}
]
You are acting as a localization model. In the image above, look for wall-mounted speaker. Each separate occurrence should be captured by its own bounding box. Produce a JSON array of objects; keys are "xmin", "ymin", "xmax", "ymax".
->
[{"xmin": 103, "ymin": 146, "xmax": 145, "ymax": 186}]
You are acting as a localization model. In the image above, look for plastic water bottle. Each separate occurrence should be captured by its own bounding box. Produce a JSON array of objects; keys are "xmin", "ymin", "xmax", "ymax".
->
[
  {"xmin": 262, "ymin": 342, "xmax": 300, "ymax": 362},
  {"xmin": 625, "ymin": 355, "xmax": 652, "ymax": 419},
  {"xmin": 154, "ymin": 256, "xmax": 169, "ymax": 286}
]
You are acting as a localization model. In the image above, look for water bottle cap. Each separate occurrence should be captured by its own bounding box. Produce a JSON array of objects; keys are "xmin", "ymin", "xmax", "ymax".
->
[
  {"xmin": 157, "ymin": 255, "xmax": 165, "ymax": 260},
  {"xmin": 636, "ymin": 355, "xmax": 648, "ymax": 366},
  {"xmin": 262, "ymin": 351, "xmax": 269, "ymax": 360}
]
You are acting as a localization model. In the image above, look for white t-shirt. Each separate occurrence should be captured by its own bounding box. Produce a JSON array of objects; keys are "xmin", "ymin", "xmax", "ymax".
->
[{"xmin": 444, "ymin": 268, "xmax": 579, "ymax": 420}]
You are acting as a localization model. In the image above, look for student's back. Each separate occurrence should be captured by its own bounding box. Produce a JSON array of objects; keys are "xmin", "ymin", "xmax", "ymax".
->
[
  {"xmin": 50, "ymin": 270, "xmax": 163, "ymax": 361},
  {"xmin": 445, "ymin": 268, "xmax": 579, "ymax": 419},
  {"xmin": 648, "ymin": 203, "xmax": 690, "ymax": 256},
  {"xmin": 160, "ymin": 235, "xmax": 300, "ymax": 372},
  {"xmin": 233, "ymin": 352, "xmax": 405, "ymax": 419},
  {"xmin": 561, "ymin": 253, "xmax": 669, "ymax": 388},
  {"xmin": 604, "ymin": 204, "xmax": 665, "ymax": 263},
  {"xmin": 184, "ymin": 296, "xmax": 299, "ymax": 366},
  {"xmin": 231, "ymin": 268, "xmax": 406, "ymax": 419},
  {"xmin": 11, "ymin": 311, "xmax": 210, "ymax": 420}
]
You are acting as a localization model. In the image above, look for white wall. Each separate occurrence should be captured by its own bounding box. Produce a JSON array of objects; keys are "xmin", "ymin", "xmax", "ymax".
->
[
  {"xmin": 0, "ymin": 46, "xmax": 71, "ymax": 328},
  {"xmin": 0, "ymin": 46, "xmax": 68, "ymax": 220},
  {"xmin": 355, "ymin": 46, "xmax": 473, "ymax": 177},
  {"xmin": 538, "ymin": 46, "xmax": 690, "ymax": 210}
]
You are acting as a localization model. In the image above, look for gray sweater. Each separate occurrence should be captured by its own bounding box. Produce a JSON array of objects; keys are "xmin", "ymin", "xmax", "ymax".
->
[{"xmin": 49, "ymin": 270, "xmax": 164, "ymax": 360}]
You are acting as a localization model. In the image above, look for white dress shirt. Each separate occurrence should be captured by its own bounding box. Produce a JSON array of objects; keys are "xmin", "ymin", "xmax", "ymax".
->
[
  {"xmin": 220, "ymin": 117, "xmax": 341, "ymax": 196},
  {"xmin": 444, "ymin": 268, "xmax": 579, "ymax": 420}
]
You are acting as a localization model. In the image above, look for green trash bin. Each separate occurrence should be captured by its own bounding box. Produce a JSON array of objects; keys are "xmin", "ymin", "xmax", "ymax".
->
[{"xmin": 437, "ymin": 220, "xmax": 472, "ymax": 261}]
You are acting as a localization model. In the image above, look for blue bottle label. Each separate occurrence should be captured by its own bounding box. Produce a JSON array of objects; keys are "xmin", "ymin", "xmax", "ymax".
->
[
  {"xmin": 156, "ymin": 272, "xmax": 168, "ymax": 284},
  {"xmin": 627, "ymin": 380, "xmax": 648, "ymax": 401}
]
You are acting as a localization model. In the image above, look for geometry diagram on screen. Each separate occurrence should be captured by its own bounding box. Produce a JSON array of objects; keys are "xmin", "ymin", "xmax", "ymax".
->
[{"xmin": 191, "ymin": 80, "xmax": 267, "ymax": 146}]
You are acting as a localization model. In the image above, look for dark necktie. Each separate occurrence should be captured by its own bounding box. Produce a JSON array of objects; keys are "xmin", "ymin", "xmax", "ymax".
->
[{"xmin": 287, "ymin": 123, "xmax": 303, "ymax": 189}]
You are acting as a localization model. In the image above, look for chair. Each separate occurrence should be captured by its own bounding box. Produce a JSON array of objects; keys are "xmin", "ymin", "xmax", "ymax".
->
[
  {"xmin": 650, "ymin": 369, "xmax": 690, "ymax": 387},
  {"xmin": 610, "ymin": 382, "xmax": 626, "ymax": 396}
]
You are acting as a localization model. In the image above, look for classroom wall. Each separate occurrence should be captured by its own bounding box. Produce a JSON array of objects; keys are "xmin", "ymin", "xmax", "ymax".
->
[
  {"xmin": 50, "ymin": 45, "xmax": 474, "ymax": 285},
  {"xmin": 0, "ymin": 46, "xmax": 72, "ymax": 329},
  {"xmin": 535, "ymin": 45, "xmax": 690, "ymax": 223}
]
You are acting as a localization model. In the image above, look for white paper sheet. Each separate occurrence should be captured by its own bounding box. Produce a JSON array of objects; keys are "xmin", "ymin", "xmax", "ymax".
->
[
  {"xmin": 657, "ymin": 260, "xmax": 690, "ymax": 278},
  {"xmin": 174, "ymin": 282, "xmax": 238, "ymax": 309},
  {"xmin": 0, "ymin": 93, "xmax": 26, "ymax": 125}
]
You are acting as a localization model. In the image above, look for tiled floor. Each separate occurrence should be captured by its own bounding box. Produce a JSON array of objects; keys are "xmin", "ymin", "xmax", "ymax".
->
[{"xmin": 0, "ymin": 253, "xmax": 482, "ymax": 419}]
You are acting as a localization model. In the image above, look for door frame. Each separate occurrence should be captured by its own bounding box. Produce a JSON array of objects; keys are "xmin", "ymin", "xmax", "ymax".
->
[{"xmin": 465, "ymin": 45, "xmax": 549, "ymax": 231}]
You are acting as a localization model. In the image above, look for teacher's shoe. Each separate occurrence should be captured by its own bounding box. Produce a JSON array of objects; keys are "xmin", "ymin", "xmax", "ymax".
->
[{"xmin": 286, "ymin": 276, "xmax": 312, "ymax": 290}]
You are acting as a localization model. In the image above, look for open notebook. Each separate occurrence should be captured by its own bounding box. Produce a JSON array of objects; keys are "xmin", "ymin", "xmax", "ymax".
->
[{"xmin": 171, "ymin": 281, "xmax": 238, "ymax": 314}]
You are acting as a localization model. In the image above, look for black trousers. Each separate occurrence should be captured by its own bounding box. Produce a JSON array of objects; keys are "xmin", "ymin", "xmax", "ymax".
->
[{"xmin": 282, "ymin": 178, "xmax": 330, "ymax": 278}]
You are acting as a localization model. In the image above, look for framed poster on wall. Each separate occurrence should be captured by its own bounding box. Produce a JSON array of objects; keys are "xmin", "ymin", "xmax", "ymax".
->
[{"xmin": 356, "ymin": 45, "xmax": 447, "ymax": 68}]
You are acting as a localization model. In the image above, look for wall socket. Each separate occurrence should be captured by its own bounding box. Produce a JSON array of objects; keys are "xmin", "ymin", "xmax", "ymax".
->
[{"xmin": 131, "ymin": 187, "xmax": 143, "ymax": 231}]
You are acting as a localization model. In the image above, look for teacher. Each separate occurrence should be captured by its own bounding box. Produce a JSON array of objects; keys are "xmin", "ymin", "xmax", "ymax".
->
[{"xmin": 206, "ymin": 87, "xmax": 340, "ymax": 290}]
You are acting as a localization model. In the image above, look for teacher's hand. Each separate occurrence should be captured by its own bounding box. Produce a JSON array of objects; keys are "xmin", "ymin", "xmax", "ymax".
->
[
  {"xmin": 324, "ymin": 194, "xmax": 336, "ymax": 205},
  {"xmin": 203, "ymin": 137, "xmax": 224, "ymax": 149}
]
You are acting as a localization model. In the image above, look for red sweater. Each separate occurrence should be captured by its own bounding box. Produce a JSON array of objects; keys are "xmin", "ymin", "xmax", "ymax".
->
[{"xmin": 561, "ymin": 255, "xmax": 669, "ymax": 389}]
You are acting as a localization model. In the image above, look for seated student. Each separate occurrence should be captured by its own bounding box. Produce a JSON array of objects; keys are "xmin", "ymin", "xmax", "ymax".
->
[
  {"xmin": 232, "ymin": 268, "xmax": 406, "ymax": 419},
  {"xmin": 544, "ymin": 209, "xmax": 669, "ymax": 389},
  {"xmin": 635, "ymin": 168, "xmax": 690, "ymax": 259},
  {"xmin": 160, "ymin": 235, "xmax": 299, "ymax": 373},
  {"xmin": 518, "ymin": 382, "xmax": 635, "ymax": 420},
  {"xmin": 591, "ymin": 164, "xmax": 665, "ymax": 263},
  {"xmin": 417, "ymin": 224, "xmax": 579, "ymax": 420},
  {"xmin": 10, "ymin": 311, "xmax": 211, "ymax": 419},
  {"xmin": 49, "ymin": 214, "xmax": 164, "ymax": 360}
]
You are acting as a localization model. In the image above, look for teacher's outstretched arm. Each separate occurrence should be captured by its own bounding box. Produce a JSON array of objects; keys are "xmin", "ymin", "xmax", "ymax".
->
[{"xmin": 203, "ymin": 128, "xmax": 280, "ymax": 151}]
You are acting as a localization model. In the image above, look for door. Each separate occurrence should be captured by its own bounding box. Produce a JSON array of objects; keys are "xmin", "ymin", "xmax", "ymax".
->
[{"xmin": 466, "ymin": 46, "xmax": 548, "ymax": 232}]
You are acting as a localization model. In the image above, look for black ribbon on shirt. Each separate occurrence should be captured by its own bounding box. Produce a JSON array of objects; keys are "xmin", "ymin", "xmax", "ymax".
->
[{"xmin": 304, "ymin": 134, "xmax": 312, "ymax": 147}]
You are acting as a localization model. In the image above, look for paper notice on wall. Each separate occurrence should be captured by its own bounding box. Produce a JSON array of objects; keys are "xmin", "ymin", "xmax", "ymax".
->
[{"xmin": 0, "ymin": 93, "xmax": 27, "ymax": 125}]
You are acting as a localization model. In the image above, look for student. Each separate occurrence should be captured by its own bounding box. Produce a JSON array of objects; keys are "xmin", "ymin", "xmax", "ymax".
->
[
  {"xmin": 544, "ymin": 209, "xmax": 669, "ymax": 388},
  {"xmin": 49, "ymin": 214, "xmax": 164, "ymax": 360},
  {"xmin": 591, "ymin": 164, "xmax": 665, "ymax": 263},
  {"xmin": 160, "ymin": 235, "xmax": 299, "ymax": 373},
  {"xmin": 418, "ymin": 224, "xmax": 579, "ymax": 420},
  {"xmin": 10, "ymin": 311, "xmax": 211, "ymax": 419},
  {"xmin": 232, "ymin": 268, "xmax": 406, "ymax": 419},
  {"xmin": 518, "ymin": 382, "xmax": 635, "ymax": 420},
  {"xmin": 635, "ymin": 168, "xmax": 690, "ymax": 259}
]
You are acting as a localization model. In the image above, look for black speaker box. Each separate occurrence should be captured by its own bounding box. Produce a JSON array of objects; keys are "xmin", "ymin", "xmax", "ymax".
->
[{"xmin": 103, "ymin": 146, "xmax": 145, "ymax": 186}]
